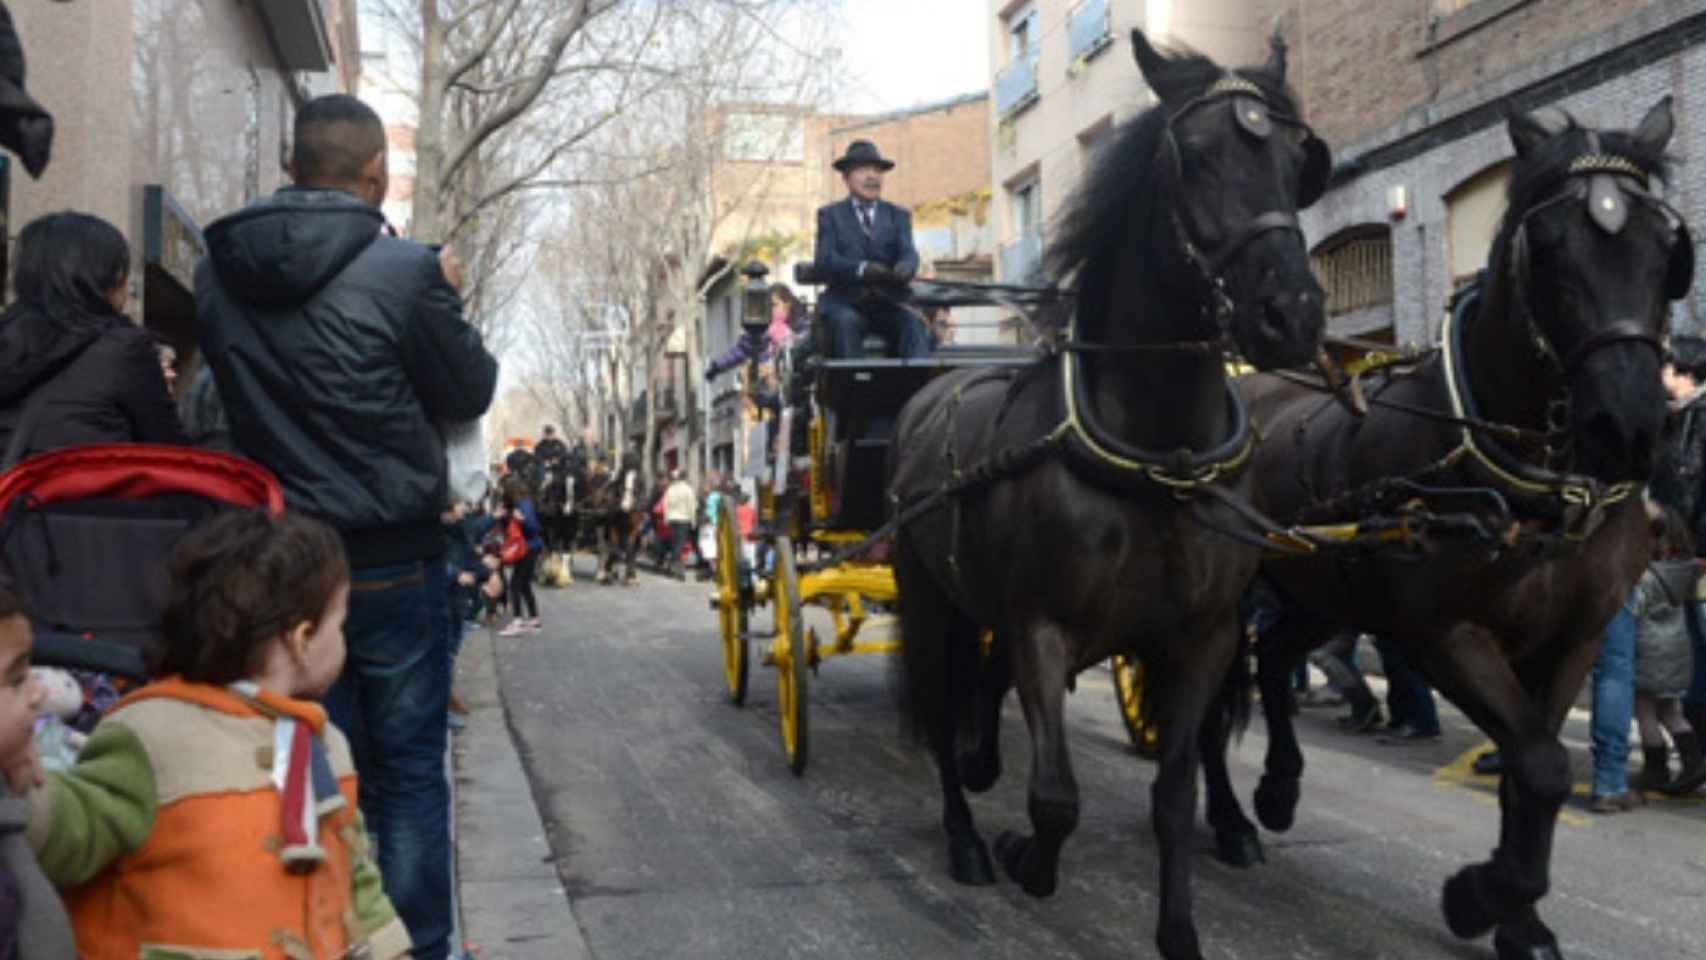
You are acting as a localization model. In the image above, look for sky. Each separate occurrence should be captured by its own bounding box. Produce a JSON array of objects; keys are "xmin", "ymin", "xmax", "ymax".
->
[{"xmin": 834, "ymin": 0, "xmax": 990, "ymax": 113}]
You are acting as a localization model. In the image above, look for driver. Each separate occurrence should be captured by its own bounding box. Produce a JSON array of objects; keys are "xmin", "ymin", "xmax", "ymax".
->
[{"xmin": 811, "ymin": 139, "xmax": 929, "ymax": 359}]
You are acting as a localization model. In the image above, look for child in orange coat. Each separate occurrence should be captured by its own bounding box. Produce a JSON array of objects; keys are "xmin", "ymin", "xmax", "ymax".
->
[{"xmin": 25, "ymin": 510, "xmax": 410, "ymax": 960}]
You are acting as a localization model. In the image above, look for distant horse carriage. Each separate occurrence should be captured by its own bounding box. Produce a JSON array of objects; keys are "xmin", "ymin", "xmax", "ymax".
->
[{"xmin": 536, "ymin": 455, "xmax": 582, "ymax": 585}]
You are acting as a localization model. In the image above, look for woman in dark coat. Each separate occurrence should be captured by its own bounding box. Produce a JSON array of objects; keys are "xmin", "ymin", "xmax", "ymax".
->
[{"xmin": 0, "ymin": 212, "xmax": 185, "ymax": 459}]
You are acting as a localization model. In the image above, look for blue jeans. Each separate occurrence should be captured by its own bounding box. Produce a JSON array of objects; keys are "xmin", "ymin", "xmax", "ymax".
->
[
  {"xmin": 1374, "ymin": 635, "xmax": 1440, "ymax": 734},
  {"xmin": 1590, "ymin": 605, "xmax": 1636, "ymax": 797},
  {"xmin": 1686, "ymin": 601, "xmax": 1706, "ymax": 709},
  {"xmin": 324, "ymin": 560, "xmax": 452, "ymax": 960}
]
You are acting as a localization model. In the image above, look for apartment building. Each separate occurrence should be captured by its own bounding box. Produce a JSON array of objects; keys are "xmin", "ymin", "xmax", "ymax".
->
[
  {"xmin": 1277, "ymin": 0, "xmax": 1706, "ymax": 346},
  {"xmin": 8, "ymin": 0, "xmax": 357, "ymax": 368},
  {"xmin": 987, "ymin": 0, "xmax": 1277, "ymax": 284}
]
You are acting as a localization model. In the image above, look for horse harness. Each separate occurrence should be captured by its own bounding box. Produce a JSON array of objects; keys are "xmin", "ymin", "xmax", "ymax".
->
[
  {"xmin": 1505, "ymin": 132, "xmax": 1694, "ymax": 473},
  {"xmin": 1154, "ymin": 74, "xmax": 1332, "ymax": 342}
]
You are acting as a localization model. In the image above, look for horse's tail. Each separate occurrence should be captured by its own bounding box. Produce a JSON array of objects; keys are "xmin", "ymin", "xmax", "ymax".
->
[
  {"xmin": 890, "ymin": 529, "xmax": 942, "ymax": 747},
  {"xmin": 1218, "ymin": 618, "xmax": 1256, "ymax": 744}
]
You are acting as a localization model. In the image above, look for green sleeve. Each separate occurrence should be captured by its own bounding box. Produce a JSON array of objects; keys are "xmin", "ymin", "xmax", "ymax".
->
[
  {"xmin": 347, "ymin": 809, "xmax": 402, "ymax": 937},
  {"xmin": 28, "ymin": 722, "xmax": 158, "ymax": 888}
]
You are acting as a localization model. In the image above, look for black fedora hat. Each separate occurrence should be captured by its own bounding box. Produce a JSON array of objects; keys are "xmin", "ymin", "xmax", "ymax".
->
[{"xmin": 832, "ymin": 139, "xmax": 894, "ymax": 173}]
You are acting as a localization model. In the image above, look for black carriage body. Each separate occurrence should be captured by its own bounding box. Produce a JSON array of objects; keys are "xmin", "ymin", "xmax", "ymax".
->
[{"xmin": 807, "ymin": 351, "xmax": 1032, "ymax": 532}]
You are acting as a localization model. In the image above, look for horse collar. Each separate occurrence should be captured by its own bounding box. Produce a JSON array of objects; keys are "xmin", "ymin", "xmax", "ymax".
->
[
  {"xmin": 1056, "ymin": 341, "xmax": 1254, "ymax": 494},
  {"xmin": 1439, "ymin": 293, "xmax": 1636, "ymax": 535}
]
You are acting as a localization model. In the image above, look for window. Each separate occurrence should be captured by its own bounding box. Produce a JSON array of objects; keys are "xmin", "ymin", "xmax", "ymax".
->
[
  {"xmin": 1068, "ymin": 0, "xmax": 1114, "ymax": 65},
  {"xmin": 723, "ymin": 113, "xmax": 804, "ymax": 163},
  {"xmin": 1010, "ymin": 179, "xmax": 1040, "ymax": 239},
  {"xmin": 1311, "ymin": 226, "xmax": 1393, "ymax": 317},
  {"xmin": 1445, "ymin": 162, "xmax": 1511, "ymax": 290},
  {"xmin": 1078, "ymin": 117, "xmax": 1114, "ymax": 171},
  {"xmin": 1007, "ymin": 3, "xmax": 1037, "ymax": 64}
]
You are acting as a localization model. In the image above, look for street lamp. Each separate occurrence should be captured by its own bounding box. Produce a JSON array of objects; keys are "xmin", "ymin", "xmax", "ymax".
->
[{"xmin": 741, "ymin": 260, "xmax": 770, "ymax": 337}]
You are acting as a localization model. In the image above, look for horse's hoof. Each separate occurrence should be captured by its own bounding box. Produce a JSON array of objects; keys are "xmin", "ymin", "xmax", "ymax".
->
[
  {"xmin": 1215, "ymin": 829, "xmax": 1265, "ymax": 869},
  {"xmin": 1442, "ymin": 866, "xmax": 1500, "ymax": 939},
  {"xmin": 948, "ymin": 833, "xmax": 995, "ymax": 886},
  {"xmin": 1156, "ymin": 922, "xmax": 1205, "ymax": 960},
  {"xmin": 958, "ymin": 750, "xmax": 1001, "ymax": 794},
  {"xmin": 993, "ymin": 831, "xmax": 1056, "ymax": 897},
  {"xmin": 1494, "ymin": 929, "xmax": 1564, "ymax": 960},
  {"xmin": 1253, "ymin": 775, "xmax": 1300, "ymax": 832}
]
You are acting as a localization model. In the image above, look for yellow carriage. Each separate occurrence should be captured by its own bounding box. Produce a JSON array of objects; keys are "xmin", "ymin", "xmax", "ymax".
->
[{"xmin": 710, "ymin": 263, "xmax": 1166, "ymax": 771}]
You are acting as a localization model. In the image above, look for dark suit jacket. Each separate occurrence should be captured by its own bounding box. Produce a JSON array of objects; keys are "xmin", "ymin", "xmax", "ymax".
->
[{"xmin": 812, "ymin": 198, "xmax": 919, "ymax": 300}]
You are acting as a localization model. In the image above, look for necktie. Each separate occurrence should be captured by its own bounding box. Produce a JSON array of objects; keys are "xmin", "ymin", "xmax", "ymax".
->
[{"xmin": 858, "ymin": 204, "xmax": 874, "ymax": 235}]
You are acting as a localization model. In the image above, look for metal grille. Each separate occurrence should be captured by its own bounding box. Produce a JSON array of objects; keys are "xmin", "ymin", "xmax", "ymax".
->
[{"xmin": 1312, "ymin": 229, "xmax": 1393, "ymax": 317}]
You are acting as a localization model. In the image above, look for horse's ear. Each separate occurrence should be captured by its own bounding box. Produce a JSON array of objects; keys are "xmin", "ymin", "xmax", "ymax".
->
[
  {"xmin": 1131, "ymin": 30, "xmax": 1169, "ymax": 86},
  {"xmin": 1507, "ymin": 110, "xmax": 1552, "ymax": 158},
  {"xmin": 1264, "ymin": 32, "xmax": 1288, "ymax": 81},
  {"xmin": 1635, "ymin": 95, "xmax": 1676, "ymax": 155}
]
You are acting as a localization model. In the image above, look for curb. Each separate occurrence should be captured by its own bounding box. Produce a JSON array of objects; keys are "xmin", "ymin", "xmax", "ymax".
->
[{"xmin": 453, "ymin": 626, "xmax": 592, "ymax": 960}]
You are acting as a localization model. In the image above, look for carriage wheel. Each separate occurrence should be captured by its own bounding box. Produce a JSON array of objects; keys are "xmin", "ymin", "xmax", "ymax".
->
[
  {"xmin": 1112, "ymin": 656, "xmax": 1159, "ymax": 759},
  {"xmin": 716, "ymin": 506, "xmax": 749, "ymax": 705},
  {"xmin": 773, "ymin": 535, "xmax": 809, "ymax": 775}
]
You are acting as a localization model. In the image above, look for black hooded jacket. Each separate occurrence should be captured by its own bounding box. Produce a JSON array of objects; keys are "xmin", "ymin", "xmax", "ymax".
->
[
  {"xmin": 196, "ymin": 187, "xmax": 498, "ymax": 568},
  {"xmin": 0, "ymin": 300, "xmax": 184, "ymax": 459}
]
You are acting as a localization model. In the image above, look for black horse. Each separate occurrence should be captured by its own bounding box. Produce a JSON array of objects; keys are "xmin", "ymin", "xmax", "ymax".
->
[
  {"xmin": 538, "ymin": 456, "xmax": 582, "ymax": 574},
  {"xmin": 890, "ymin": 33, "xmax": 1329, "ymax": 960},
  {"xmin": 1200, "ymin": 100, "xmax": 1691, "ymax": 960}
]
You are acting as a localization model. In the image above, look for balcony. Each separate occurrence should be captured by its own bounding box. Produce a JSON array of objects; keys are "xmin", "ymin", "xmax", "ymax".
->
[
  {"xmin": 1068, "ymin": 0, "xmax": 1114, "ymax": 66},
  {"xmin": 999, "ymin": 232, "xmax": 1043, "ymax": 284},
  {"xmin": 995, "ymin": 53, "xmax": 1039, "ymax": 119},
  {"xmin": 258, "ymin": 0, "xmax": 334, "ymax": 71}
]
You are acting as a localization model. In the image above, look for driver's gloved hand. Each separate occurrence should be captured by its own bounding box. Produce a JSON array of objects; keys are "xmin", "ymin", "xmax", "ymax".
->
[
  {"xmin": 861, "ymin": 262, "xmax": 894, "ymax": 284},
  {"xmin": 891, "ymin": 262, "xmax": 916, "ymax": 284}
]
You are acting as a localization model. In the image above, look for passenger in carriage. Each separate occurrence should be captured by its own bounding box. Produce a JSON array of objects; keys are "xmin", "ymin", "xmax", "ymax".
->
[{"xmin": 811, "ymin": 139, "xmax": 930, "ymax": 360}]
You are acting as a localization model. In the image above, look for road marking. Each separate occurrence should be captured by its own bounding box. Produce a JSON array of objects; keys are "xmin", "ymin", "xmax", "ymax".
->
[{"xmin": 1433, "ymin": 739, "xmax": 1704, "ymax": 825}]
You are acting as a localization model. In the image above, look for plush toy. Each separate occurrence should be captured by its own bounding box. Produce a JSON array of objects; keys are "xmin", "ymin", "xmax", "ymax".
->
[
  {"xmin": 30, "ymin": 666, "xmax": 89, "ymax": 770},
  {"xmin": 31, "ymin": 666, "xmax": 84, "ymax": 721}
]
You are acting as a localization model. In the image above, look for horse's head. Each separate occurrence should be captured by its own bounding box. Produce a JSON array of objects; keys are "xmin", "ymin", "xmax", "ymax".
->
[
  {"xmin": 1132, "ymin": 31, "xmax": 1328, "ymax": 370},
  {"xmin": 1497, "ymin": 99, "xmax": 1692, "ymax": 481}
]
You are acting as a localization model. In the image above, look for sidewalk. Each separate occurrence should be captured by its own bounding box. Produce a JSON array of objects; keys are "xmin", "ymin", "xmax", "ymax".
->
[{"xmin": 453, "ymin": 624, "xmax": 592, "ymax": 960}]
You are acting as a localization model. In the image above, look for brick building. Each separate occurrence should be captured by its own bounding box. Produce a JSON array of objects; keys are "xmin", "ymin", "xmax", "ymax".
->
[
  {"xmin": 1277, "ymin": 0, "xmax": 1706, "ymax": 345},
  {"xmin": 708, "ymin": 94, "xmax": 991, "ymax": 276}
]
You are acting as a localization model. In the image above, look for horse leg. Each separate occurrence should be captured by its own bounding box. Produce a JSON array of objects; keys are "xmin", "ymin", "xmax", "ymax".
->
[
  {"xmin": 895, "ymin": 543, "xmax": 994, "ymax": 885},
  {"xmin": 1251, "ymin": 611, "xmax": 1324, "ymax": 832},
  {"xmin": 1199, "ymin": 675, "xmax": 1263, "ymax": 868},
  {"xmin": 1419, "ymin": 625, "xmax": 1578, "ymax": 956},
  {"xmin": 994, "ymin": 618, "xmax": 1078, "ymax": 900},
  {"xmin": 958, "ymin": 629, "xmax": 1010, "ymax": 794},
  {"xmin": 1148, "ymin": 616, "xmax": 1240, "ymax": 960}
]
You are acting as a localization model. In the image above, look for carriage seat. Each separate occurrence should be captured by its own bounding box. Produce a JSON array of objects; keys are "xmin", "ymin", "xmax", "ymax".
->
[{"xmin": 793, "ymin": 262, "xmax": 899, "ymax": 358}]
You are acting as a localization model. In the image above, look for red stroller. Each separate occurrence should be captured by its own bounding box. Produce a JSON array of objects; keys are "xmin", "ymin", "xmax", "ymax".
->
[{"xmin": 0, "ymin": 443, "xmax": 283, "ymax": 680}]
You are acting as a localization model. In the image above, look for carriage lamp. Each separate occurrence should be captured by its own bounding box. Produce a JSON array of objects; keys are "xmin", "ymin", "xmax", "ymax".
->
[{"xmin": 741, "ymin": 260, "xmax": 771, "ymax": 337}]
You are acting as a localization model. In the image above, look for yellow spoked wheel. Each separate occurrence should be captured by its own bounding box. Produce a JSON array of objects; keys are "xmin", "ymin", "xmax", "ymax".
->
[
  {"xmin": 773, "ymin": 535, "xmax": 809, "ymax": 775},
  {"xmin": 1112, "ymin": 656, "xmax": 1160, "ymax": 759},
  {"xmin": 716, "ymin": 507, "xmax": 749, "ymax": 705}
]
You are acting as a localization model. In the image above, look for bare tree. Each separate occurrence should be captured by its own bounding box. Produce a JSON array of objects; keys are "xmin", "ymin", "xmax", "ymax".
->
[{"xmin": 533, "ymin": 0, "xmax": 840, "ymax": 485}]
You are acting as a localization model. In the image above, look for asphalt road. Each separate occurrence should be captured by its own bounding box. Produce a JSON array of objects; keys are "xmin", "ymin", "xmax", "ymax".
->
[{"xmin": 489, "ymin": 567, "xmax": 1706, "ymax": 960}]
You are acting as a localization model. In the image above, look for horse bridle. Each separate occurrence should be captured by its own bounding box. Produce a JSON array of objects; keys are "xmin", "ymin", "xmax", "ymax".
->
[
  {"xmin": 1507, "ymin": 133, "xmax": 1693, "ymax": 375},
  {"xmin": 1504, "ymin": 132, "xmax": 1694, "ymax": 468},
  {"xmin": 1158, "ymin": 74, "xmax": 1332, "ymax": 335}
]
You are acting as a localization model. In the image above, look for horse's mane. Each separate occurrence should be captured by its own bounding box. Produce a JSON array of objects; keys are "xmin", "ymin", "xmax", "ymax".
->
[
  {"xmin": 1046, "ymin": 46, "xmax": 1302, "ymax": 327},
  {"xmin": 1487, "ymin": 114, "xmax": 1672, "ymax": 287}
]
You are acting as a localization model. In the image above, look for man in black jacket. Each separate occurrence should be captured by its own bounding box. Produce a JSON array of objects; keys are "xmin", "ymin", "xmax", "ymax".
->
[
  {"xmin": 1653, "ymin": 336, "xmax": 1706, "ymax": 739},
  {"xmin": 195, "ymin": 94, "xmax": 497, "ymax": 960}
]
